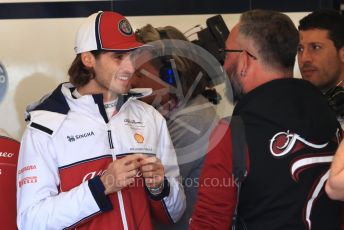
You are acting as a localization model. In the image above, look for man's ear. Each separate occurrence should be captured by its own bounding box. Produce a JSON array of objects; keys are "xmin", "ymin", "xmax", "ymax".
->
[
  {"xmin": 81, "ymin": 52, "xmax": 95, "ymax": 68},
  {"xmin": 238, "ymin": 51, "xmax": 248, "ymax": 77}
]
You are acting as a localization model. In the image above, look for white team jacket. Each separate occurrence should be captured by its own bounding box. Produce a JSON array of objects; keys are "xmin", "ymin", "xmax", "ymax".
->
[{"xmin": 17, "ymin": 83, "xmax": 186, "ymax": 230}]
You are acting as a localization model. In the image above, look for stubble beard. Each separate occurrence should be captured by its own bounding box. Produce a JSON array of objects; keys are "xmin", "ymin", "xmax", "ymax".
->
[{"xmin": 226, "ymin": 61, "xmax": 244, "ymax": 102}]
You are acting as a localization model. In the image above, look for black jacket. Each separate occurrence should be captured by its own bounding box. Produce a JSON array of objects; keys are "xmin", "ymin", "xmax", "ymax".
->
[{"xmin": 234, "ymin": 78, "xmax": 342, "ymax": 230}]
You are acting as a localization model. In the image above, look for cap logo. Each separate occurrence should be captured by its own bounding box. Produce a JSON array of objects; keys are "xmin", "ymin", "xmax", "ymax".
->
[{"xmin": 118, "ymin": 19, "xmax": 133, "ymax": 36}]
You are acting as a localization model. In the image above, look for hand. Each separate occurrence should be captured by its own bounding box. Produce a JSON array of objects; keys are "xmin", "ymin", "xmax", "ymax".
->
[
  {"xmin": 325, "ymin": 86, "xmax": 344, "ymax": 117},
  {"xmin": 139, "ymin": 155, "xmax": 165, "ymax": 189},
  {"xmin": 100, "ymin": 154, "xmax": 142, "ymax": 195}
]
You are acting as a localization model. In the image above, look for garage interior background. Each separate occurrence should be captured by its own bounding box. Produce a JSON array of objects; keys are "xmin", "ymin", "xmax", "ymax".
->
[{"xmin": 0, "ymin": 0, "xmax": 342, "ymax": 140}]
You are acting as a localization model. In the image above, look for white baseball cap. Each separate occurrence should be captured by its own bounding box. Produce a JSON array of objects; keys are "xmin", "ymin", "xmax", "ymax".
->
[{"xmin": 74, "ymin": 11, "xmax": 144, "ymax": 54}]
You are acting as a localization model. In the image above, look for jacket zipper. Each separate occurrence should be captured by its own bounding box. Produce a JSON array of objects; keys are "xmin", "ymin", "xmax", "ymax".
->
[
  {"xmin": 107, "ymin": 128, "xmax": 128, "ymax": 230},
  {"xmin": 107, "ymin": 130, "xmax": 114, "ymax": 149}
]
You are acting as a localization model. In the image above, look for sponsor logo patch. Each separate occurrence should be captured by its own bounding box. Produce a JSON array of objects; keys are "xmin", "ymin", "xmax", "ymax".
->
[
  {"xmin": 134, "ymin": 133, "xmax": 144, "ymax": 144},
  {"xmin": 118, "ymin": 19, "xmax": 133, "ymax": 36},
  {"xmin": 19, "ymin": 176, "xmax": 38, "ymax": 187},
  {"xmin": 67, "ymin": 131, "xmax": 95, "ymax": 142},
  {"xmin": 124, "ymin": 119, "xmax": 143, "ymax": 125},
  {"xmin": 0, "ymin": 152, "xmax": 14, "ymax": 158},
  {"xmin": 270, "ymin": 130, "xmax": 328, "ymax": 157},
  {"xmin": 82, "ymin": 170, "xmax": 105, "ymax": 182},
  {"xmin": 129, "ymin": 147, "xmax": 153, "ymax": 152},
  {"xmin": 124, "ymin": 118, "xmax": 145, "ymax": 130},
  {"xmin": 18, "ymin": 165, "xmax": 37, "ymax": 175}
]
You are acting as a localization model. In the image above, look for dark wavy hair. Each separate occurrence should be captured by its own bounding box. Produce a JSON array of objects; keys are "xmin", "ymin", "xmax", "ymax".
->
[{"xmin": 68, "ymin": 50, "xmax": 105, "ymax": 87}]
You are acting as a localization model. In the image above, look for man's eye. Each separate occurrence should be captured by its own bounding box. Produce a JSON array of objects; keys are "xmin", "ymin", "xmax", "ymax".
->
[
  {"xmin": 113, "ymin": 53, "xmax": 129, "ymax": 60},
  {"xmin": 297, "ymin": 46, "xmax": 304, "ymax": 53},
  {"xmin": 116, "ymin": 54, "xmax": 124, "ymax": 60},
  {"xmin": 311, "ymin": 44, "xmax": 321, "ymax": 51}
]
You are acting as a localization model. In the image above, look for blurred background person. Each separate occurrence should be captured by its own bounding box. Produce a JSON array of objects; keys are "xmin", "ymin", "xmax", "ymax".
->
[
  {"xmin": 132, "ymin": 24, "xmax": 221, "ymax": 229},
  {"xmin": 0, "ymin": 129, "xmax": 19, "ymax": 230},
  {"xmin": 297, "ymin": 9, "xmax": 344, "ymax": 126},
  {"xmin": 0, "ymin": 65, "xmax": 19, "ymax": 229}
]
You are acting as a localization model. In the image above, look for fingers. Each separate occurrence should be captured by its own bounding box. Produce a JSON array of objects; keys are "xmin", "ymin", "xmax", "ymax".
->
[
  {"xmin": 122, "ymin": 153, "xmax": 144, "ymax": 165},
  {"xmin": 101, "ymin": 154, "xmax": 145, "ymax": 194},
  {"xmin": 122, "ymin": 155, "xmax": 163, "ymax": 188},
  {"xmin": 118, "ymin": 153, "xmax": 145, "ymax": 171},
  {"xmin": 140, "ymin": 157, "xmax": 163, "ymax": 174},
  {"xmin": 125, "ymin": 167, "xmax": 139, "ymax": 178},
  {"xmin": 102, "ymin": 154, "xmax": 165, "ymax": 194},
  {"xmin": 140, "ymin": 155, "xmax": 159, "ymax": 166},
  {"xmin": 141, "ymin": 163, "xmax": 157, "ymax": 173},
  {"xmin": 139, "ymin": 156, "xmax": 165, "ymax": 188},
  {"xmin": 123, "ymin": 159, "xmax": 140, "ymax": 172}
]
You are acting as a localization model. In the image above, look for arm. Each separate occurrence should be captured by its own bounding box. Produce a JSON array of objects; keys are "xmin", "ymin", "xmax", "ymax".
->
[
  {"xmin": 149, "ymin": 116, "xmax": 186, "ymax": 224},
  {"xmin": 17, "ymin": 129, "xmax": 107, "ymax": 230},
  {"xmin": 189, "ymin": 120, "xmax": 237, "ymax": 230},
  {"xmin": 326, "ymin": 139, "xmax": 344, "ymax": 200},
  {"xmin": 100, "ymin": 154, "xmax": 143, "ymax": 195}
]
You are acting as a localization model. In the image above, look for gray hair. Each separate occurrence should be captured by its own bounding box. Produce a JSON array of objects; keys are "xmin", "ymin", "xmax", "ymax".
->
[{"xmin": 239, "ymin": 9, "xmax": 298, "ymax": 72}]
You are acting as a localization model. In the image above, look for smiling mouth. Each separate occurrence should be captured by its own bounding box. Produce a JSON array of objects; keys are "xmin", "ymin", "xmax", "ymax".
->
[
  {"xmin": 117, "ymin": 74, "xmax": 131, "ymax": 81},
  {"xmin": 118, "ymin": 76, "xmax": 129, "ymax": 80}
]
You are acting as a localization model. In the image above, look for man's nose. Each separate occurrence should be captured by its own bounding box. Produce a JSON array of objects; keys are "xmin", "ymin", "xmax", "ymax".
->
[
  {"xmin": 121, "ymin": 54, "xmax": 135, "ymax": 74},
  {"xmin": 298, "ymin": 48, "xmax": 312, "ymax": 65}
]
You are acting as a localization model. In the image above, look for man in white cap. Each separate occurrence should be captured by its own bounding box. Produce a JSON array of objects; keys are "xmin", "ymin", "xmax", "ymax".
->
[{"xmin": 17, "ymin": 11, "xmax": 185, "ymax": 230}]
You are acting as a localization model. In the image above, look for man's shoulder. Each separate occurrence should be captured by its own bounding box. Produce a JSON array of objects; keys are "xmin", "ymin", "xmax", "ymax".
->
[
  {"xmin": 27, "ymin": 110, "xmax": 68, "ymax": 137},
  {"xmin": 25, "ymin": 83, "xmax": 71, "ymax": 136},
  {"xmin": 129, "ymin": 99, "xmax": 164, "ymax": 118}
]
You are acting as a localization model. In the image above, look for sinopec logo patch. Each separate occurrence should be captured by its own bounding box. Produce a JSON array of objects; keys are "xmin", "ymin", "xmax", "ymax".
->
[
  {"xmin": 134, "ymin": 133, "xmax": 144, "ymax": 144},
  {"xmin": 118, "ymin": 19, "xmax": 133, "ymax": 36},
  {"xmin": 0, "ymin": 62, "xmax": 8, "ymax": 103},
  {"xmin": 66, "ymin": 131, "xmax": 95, "ymax": 142}
]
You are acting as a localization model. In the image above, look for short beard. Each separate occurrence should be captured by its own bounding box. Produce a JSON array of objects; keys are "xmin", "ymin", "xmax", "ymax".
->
[{"xmin": 226, "ymin": 62, "xmax": 244, "ymax": 102}]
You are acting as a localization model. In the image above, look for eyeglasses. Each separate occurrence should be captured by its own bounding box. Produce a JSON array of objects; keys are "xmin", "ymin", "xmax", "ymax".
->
[{"xmin": 219, "ymin": 48, "xmax": 258, "ymax": 60}]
